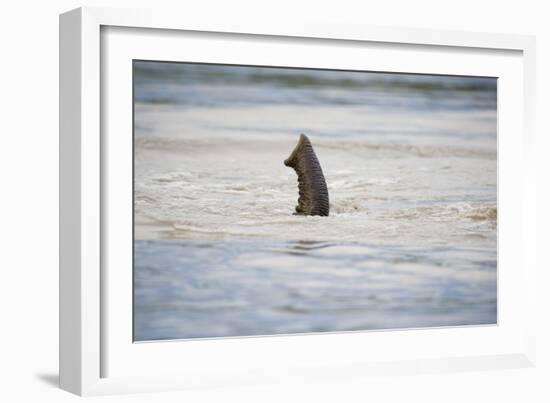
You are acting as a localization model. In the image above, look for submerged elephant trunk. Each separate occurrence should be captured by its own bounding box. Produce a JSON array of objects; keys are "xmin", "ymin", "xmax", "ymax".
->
[{"xmin": 284, "ymin": 134, "xmax": 330, "ymax": 216}]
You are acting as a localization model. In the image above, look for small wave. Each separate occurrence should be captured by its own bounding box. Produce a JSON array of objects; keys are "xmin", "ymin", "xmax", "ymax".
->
[
  {"xmin": 330, "ymin": 197, "xmax": 369, "ymax": 214},
  {"xmin": 170, "ymin": 223, "xmax": 263, "ymax": 239},
  {"xmin": 390, "ymin": 203, "xmax": 497, "ymax": 223},
  {"xmin": 320, "ymin": 141, "xmax": 495, "ymax": 159},
  {"xmin": 225, "ymin": 185, "xmax": 250, "ymax": 192},
  {"xmin": 446, "ymin": 203, "xmax": 497, "ymax": 223},
  {"xmin": 329, "ymin": 177, "xmax": 398, "ymax": 191},
  {"xmin": 465, "ymin": 206, "xmax": 497, "ymax": 221},
  {"xmin": 135, "ymin": 136, "xmax": 495, "ymax": 161},
  {"xmin": 135, "ymin": 137, "xmax": 222, "ymax": 152}
]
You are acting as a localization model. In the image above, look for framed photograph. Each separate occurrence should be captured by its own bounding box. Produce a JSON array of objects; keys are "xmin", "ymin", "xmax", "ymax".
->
[{"xmin": 60, "ymin": 7, "xmax": 537, "ymax": 396}]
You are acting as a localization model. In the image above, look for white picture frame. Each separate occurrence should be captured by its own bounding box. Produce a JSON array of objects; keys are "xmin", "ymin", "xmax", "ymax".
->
[{"xmin": 59, "ymin": 6, "xmax": 537, "ymax": 396}]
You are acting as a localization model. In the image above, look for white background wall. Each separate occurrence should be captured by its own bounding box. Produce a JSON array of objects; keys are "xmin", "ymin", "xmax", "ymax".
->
[{"xmin": 1, "ymin": 0, "xmax": 548, "ymax": 401}]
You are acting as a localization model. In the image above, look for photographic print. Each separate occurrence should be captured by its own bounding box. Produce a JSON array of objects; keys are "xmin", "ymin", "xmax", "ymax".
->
[{"xmin": 133, "ymin": 61, "xmax": 497, "ymax": 341}]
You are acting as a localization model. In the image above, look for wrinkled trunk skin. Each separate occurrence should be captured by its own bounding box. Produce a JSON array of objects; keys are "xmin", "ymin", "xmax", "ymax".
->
[{"xmin": 284, "ymin": 134, "xmax": 330, "ymax": 216}]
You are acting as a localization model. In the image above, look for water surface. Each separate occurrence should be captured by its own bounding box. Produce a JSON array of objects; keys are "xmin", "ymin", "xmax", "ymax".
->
[{"xmin": 133, "ymin": 62, "xmax": 497, "ymax": 341}]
